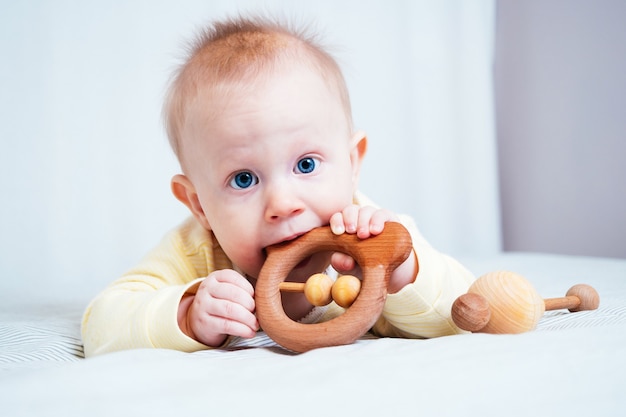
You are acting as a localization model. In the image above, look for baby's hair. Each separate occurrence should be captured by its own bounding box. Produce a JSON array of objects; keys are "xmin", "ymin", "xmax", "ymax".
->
[{"xmin": 163, "ymin": 14, "xmax": 353, "ymax": 160}]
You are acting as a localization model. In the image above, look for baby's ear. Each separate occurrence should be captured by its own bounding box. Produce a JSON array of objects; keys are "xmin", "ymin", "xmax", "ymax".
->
[
  {"xmin": 349, "ymin": 130, "xmax": 368, "ymax": 186},
  {"xmin": 171, "ymin": 174, "xmax": 211, "ymax": 231}
]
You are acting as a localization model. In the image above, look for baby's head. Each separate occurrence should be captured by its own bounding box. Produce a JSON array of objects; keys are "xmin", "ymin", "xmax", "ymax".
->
[
  {"xmin": 164, "ymin": 15, "xmax": 353, "ymax": 165},
  {"xmin": 164, "ymin": 15, "xmax": 367, "ymax": 278}
]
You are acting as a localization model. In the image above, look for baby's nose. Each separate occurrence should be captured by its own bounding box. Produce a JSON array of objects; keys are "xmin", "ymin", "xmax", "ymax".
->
[{"xmin": 264, "ymin": 185, "xmax": 305, "ymax": 221}]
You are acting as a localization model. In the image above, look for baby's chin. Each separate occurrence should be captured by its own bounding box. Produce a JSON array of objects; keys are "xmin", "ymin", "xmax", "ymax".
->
[{"xmin": 233, "ymin": 253, "xmax": 266, "ymax": 280}]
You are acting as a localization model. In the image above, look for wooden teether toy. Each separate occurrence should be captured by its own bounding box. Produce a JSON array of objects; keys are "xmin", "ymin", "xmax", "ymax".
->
[
  {"xmin": 451, "ymin": 271, "xmax": 600, "ymax": 334},
  {"xmin": 255, "ymin": 222, "xmax": 413, "ymax": 352}
]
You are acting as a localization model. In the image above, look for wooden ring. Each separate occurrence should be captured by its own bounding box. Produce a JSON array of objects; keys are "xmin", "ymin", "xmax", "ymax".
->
[{"xmin": 255, "ymin": 222, "xmax": 413, "ymax": 352}]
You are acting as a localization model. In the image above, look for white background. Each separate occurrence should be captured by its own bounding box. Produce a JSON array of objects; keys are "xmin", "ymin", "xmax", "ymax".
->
[{"xmin": 0, "ymin": 0, "xmax": 499, "ymax": 302}]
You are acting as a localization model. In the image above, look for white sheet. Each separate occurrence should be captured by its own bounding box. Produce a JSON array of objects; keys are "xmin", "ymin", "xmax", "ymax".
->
[{"xmin": 1, "ymin": 252, "xmax": 625, "ymax": 416}]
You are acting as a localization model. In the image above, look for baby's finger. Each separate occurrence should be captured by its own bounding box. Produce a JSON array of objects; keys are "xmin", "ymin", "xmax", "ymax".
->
[
  {"xmin": 356, "ymin": 206, "xmax": 378, "ymax": 238},
  {"xmin": 368, "ymin": 209, "xmax": 400, "ymax": 236},
  {"xmin": 210, "ymin": 269, "xmax": 255, "ymax": 295},
  {"xmin": 197, "ymin": 314, "xmax": 258, "ymax": 341},
  {"xmin": 330, "ymin": 212, "xmax": 346, "ymax": 235},
  {"xmin": 341, "ymin": 205, "xmax": 360, "ymax": 234},
  {"xmin": 331, "ymin": 252, "xmax": 356, "ymax": 273},
  {"xmin": 204, "ymin": 280, "xmax": 256, "ymax": 313},
  {"xmin": 213, "ymin": 299, "xmax": 258, "ymax": 329}
]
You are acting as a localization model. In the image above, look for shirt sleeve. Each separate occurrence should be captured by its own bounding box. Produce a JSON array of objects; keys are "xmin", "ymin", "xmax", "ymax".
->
[
  {"xmin": 372, "ymin": 214, "xmax": 475, "ymax": 338},
  {"xmin": 354, "ymin": 193, "xmax": 475, "ymax": 338},
  {"xmin": 81, "ymin": 218, "xmax": 224, "ymax": 357}
]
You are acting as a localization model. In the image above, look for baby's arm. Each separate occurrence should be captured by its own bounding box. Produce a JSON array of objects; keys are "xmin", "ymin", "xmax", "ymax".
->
[
  {"xmin": 81, "ymin": 218, "xmax": 254, "ymax": 356},
  {"xmin": 372, "ymin": 225, "xmax": 475, "ymax": 338},
  {"xmin": 329, "ymin": 193, "xmax": 475, "ymax": 338}
]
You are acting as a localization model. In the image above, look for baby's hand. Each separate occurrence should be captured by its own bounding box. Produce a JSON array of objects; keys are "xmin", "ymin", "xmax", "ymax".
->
[
  {"xmin": 329, "ymin": 205, "xmax": 417, "ymax": 294},
  {"xmin": 328, "ymin": 205, "xmax": 400, "ymax": 274},
  {"xmin": 178, "ymin": 269, "xmax": 259, "ymax": 347},
  {"xmin": 330, "ymin": 205, "xmax": 399, "ymax": 239}
]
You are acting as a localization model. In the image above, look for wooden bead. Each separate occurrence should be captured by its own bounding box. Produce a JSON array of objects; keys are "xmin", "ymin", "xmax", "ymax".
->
[
  {"xmin": 451, "ymin": 293, "xmax": 491, "ymax": 332},
  {"xmin": 304, "ymin": 273, "xmax": 334, "ymax": 306},
  {"xmin": 332, "ymin": 275, "xmax": 361, "ymax": 308},
  {"xmin": 566, "ymin": 284, "xmax": 600, "ymax": 312},
  {"xmin": 468, "ymin": 271, "xmax": 545, "ymax": 334},
  {"xmin": 278, "ymin": 273, "xmax": 363, "ymax": 308}
]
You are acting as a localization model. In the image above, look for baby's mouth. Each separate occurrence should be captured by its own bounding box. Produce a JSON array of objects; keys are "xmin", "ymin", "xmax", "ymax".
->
[
  {"xmin": 262, "ymin": 233, "xmax": 306, "ymax": 254},
  {"xmin": 261, "ymin": 230, "xmax": 317, "ymax": 270},
  {"xmin": 260, "ymin": 247, "xmax": 311, "ymax": 268}
]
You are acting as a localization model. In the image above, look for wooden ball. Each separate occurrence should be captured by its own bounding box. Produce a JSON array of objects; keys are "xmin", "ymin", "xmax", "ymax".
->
[
  {"xmin": 451, "ymin": 293, "xmax": 491, "ymax": 332},
  {"xmin": 304, "ymin": 273, "xmax": 334, "ymax": 306},
  {"xmin": 566, "ymin": 284, "xmax": 600, "ymax": 312},
  {"xmin": 332, "ymin": 275, "xmax": 361, "ymax": 308},
  {"xmin": 469, "ymin": 271, "xmax": 545, "ymax": 334}
]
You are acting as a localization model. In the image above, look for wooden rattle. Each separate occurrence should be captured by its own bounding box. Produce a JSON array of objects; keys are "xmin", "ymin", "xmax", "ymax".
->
[
  {"xmin": 255, "ymin": 222, "xmax": 413, "ymax": 352},
  {"xmin": 451, "ymin": 271, "xmax": 600, "ymax": 334},
  {"xmin": 278, "ymin": 273, "xmax": 362, "ymax": 309}
]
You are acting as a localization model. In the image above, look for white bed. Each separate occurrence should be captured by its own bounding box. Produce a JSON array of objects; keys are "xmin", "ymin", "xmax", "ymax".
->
[{"xmin": 2, "ymin": 252, "xmax": 624, "ymax": 416}]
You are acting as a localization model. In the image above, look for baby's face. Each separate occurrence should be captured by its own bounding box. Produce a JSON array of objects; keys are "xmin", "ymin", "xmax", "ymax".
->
[{"xmin": 180, "ymin": 64, "xmax": 362, "ymax": 278}]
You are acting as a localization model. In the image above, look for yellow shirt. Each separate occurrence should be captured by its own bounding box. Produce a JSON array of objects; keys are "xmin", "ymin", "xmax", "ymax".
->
[{"xmin": 81, "ymin": 193, "xmax": 474, "ymax": 357}]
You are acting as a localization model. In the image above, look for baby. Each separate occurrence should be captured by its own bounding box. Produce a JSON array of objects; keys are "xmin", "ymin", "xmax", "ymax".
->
[{"xmin": 81, "ymin": 15, "xmax": 474, "ymax": 356}]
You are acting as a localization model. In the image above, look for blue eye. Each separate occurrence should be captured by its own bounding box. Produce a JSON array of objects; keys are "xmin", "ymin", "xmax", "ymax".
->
[
  {"xmin": 296, "ymin": 157, "xmax": 318, "ymax": 174},
  {"xmin": 230, "ymin": 171, "xmax": 258, "ymax": 189}
]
